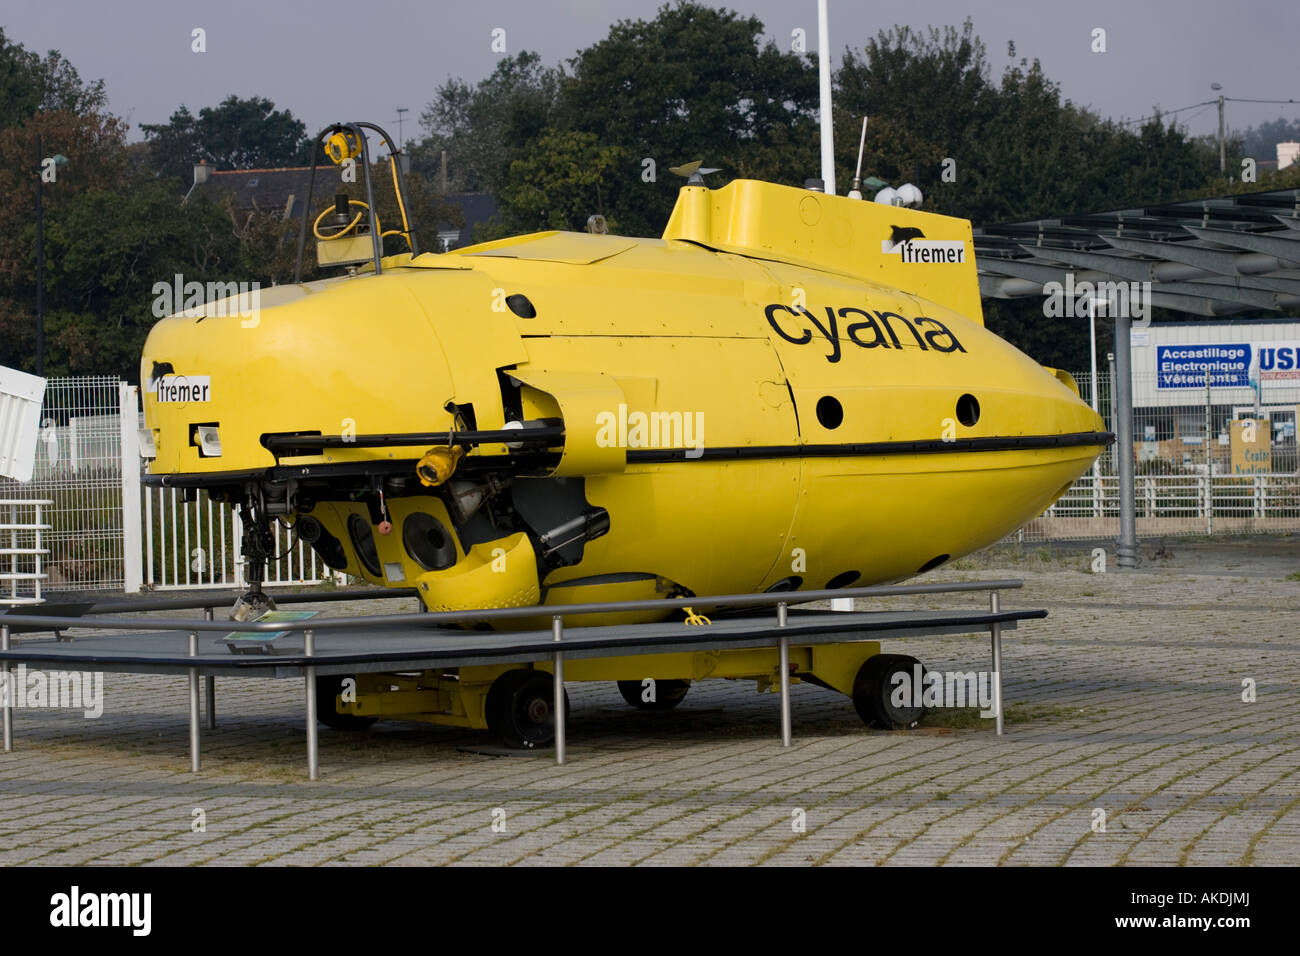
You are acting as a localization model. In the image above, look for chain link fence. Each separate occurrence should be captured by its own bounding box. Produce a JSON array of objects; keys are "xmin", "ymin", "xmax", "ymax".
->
[
  {"xmin": 1018, "ymin": 369, "xmax": 1300, "ymax": 541},
  {"xmin": 0, "ymin": 376, "xmax": 127, "ymax": 591}
]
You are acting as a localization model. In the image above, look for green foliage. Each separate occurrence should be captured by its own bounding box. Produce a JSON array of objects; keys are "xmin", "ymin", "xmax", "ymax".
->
[
  {"xmin": 835, "ymin": 20, "xmax": 1218, "ymax": 224},
  {"xmin": 500, "ymin": 129, "xmax": 624, "ymax": 232},
  {"xmin": 0, "ymin": 27, "xmax": 107, "ymax": 128},
  {"xmin": 409, "ymin": 51, "xmax": 560, "ymax": 196},
  {"xmin": 1241, "ymin": 117, "xmax": 1300, "ymax": 161},
  {"xmin": 557, "ymin": 1, "xmax": 819, "ymax": 236},
  {"xmin": 140, "ymin": 95, "xmax": 310, "ymax": 183}
]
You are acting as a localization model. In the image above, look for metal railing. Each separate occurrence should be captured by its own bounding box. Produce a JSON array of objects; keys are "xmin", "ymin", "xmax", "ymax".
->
[
  {"xmin": 0, "ymin": 579, "xmax": 1027, "ymax": 777},
  {"xmin": 141, "ymin": 485, "xmax": 326, "ymax": 590},
  {"xmin": 1020, "ymin": 472, "xmax": 1300, "ymax": 540},
  {"xmin": 0, "ymin": 500, "xmax": 52, "ymax": 605}
]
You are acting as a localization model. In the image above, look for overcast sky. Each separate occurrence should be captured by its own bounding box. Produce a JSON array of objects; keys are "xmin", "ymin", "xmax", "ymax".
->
[{"xmin": 6, "ymin": 0, "xmax": 1298, "ymax": 149}]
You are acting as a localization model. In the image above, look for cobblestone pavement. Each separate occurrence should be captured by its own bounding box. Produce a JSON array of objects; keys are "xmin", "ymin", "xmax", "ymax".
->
[{"xmin": 0, "ymin": 539, "xmax": 1296, "ymax": 866}]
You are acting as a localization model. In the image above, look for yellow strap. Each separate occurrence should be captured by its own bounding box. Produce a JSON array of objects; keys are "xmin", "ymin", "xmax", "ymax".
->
[{"xmin": 683, "ymin": 607, "xmax": 711, "ymax": 626}]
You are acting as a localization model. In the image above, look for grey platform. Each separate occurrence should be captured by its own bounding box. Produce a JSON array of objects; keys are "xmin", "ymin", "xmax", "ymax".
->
[{"xmin": 0, "ymin": 580, "xmax": 1038, "ymax": 778}]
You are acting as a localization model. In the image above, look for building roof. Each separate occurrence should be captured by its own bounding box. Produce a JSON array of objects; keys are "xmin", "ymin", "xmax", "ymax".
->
[
  {"xmin": 436, "ymin": 193, "xmax": 499, "ymax": 249},
  {"xmin": 198, "ymin": 165, "xmax": 331, "ymax": 220},
  {"xmin": 975, "ymin": 187, "xmax": 1300, "ymax": 317},
  {"xmin": 192, "ymin": 164, "xmax": 498, "ymax": 250}
]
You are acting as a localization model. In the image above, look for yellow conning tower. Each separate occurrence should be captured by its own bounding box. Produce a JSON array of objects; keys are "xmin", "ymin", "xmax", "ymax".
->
[{"xmin": 141, "ymin": 178, "xmax": 1108, "ymax": 622}]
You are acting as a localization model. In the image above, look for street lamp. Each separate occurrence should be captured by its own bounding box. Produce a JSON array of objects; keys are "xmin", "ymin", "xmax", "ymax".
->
[{"xmin": 35, "ymin": 134, "xmax": 68, "ymax": 378}]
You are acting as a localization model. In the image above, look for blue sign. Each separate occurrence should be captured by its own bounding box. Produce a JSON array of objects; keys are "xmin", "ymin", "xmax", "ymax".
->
[{"xmin": 1156, "ymin": 343, "xmax": 1252, "ymax": 388}]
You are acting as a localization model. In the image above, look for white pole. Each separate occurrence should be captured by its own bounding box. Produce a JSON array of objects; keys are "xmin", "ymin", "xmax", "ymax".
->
[
  {"xmin": 119, "ymin": 383, "xmax": 144, "ymax": 593},
  {"xmin": 1089, "ymin": 299, "xmax": 1099, "ymax": 415},
  {"xmin": 817, "ymin": 0, "xmax": 835, "ymax": 195},
  {"xmin": 1089, "ymin": 299, "xmax": 1101, "ymax": 518}
]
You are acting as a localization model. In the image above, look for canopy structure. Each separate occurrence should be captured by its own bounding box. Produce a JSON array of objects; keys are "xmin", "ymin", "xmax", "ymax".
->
[{"xmin": 975, "ymin": 187, "xmax": 1300, "ymax": 317}]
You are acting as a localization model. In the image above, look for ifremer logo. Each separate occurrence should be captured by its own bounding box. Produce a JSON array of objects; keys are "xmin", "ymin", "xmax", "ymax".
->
[{"xmin": 49, "ymin": 886, "xmax": 151, "ymax": 936}]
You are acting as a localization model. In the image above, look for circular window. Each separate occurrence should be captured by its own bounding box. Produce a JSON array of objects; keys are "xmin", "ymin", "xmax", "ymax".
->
[
  {"xmin": 816, "ymin": 395, "xmax": 844, "ymax": 429},
  {"xmin": 826, "ymin": 570, "xmax": 860, "ymax": 589},
  {"xmin": 917, "ymin": 554, "xmax": 950, "ymax": 573},
  {"xmin": 766, "ymin": 576, "xmax": 803, "ymax": 592},
  {"xmin": 346, "ymin": 513, "xmax": 382, "ymax": 577},
  {"xmin": 402, "ymin": 512, "xmax": 457, "ymax": 571},
  {"xmin": 956, "ymin": 394, "xmax": 980, "ymax": 427}
]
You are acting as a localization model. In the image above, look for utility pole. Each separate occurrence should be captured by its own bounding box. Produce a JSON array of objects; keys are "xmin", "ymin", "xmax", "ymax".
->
[
  {"xmin": 394, "ymin": 107, "xmax": 408, "ymax": 151},
  {"xmin": 1211, "ymin": 83, "xmax": 1225, "ymax": 174}
]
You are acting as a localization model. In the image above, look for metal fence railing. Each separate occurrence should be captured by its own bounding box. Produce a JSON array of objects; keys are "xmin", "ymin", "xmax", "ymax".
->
[
  {"xmin": 141, "ymin": 485, "xmax": 326, "ymax": 590},
  {"xmin": 0, "ymin": 499, "xmax": 52, "ymax": 604},
  {"xmin": 0, "ymin": 376, "xmax": 126, "ymax": 591},
  {"xmin": 1014, "ymin": 369, "xmax": 1300, "ymax": 541}
]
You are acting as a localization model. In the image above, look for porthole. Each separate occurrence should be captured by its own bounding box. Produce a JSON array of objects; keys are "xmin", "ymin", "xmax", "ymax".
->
[
  {"xmin": 347, "ymin": 513, "xmax": 382, "ymax": 577},
  {"xmin": 826, "ymin": 570, "xmax": 860, "ymax": 589},
  {"xmin": 816, "ymin": 395, "xmax": 844, "ymax": 429},
  {"xmin": 917, "ymin": 554, "xmax": 950, "ymax": 574},
  {"xmin": 506, "ymin": 293, "xmax": 536, "ymax": 318},
  {"xmin": 767, "ymin": 576, "xmax": 803, "ymax": 592},
  {"xmin": 402, "ymin": 512, "xmax": 457, "ymax": 571},
  {"xmin": 956, "ymin": 393, "xmax": 980, "ymax": 427}
]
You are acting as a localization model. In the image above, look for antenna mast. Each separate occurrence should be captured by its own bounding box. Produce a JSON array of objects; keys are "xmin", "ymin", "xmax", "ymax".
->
[{"xmin": 848, "ymin": 117, "xmax": 867, "ymax": 198}]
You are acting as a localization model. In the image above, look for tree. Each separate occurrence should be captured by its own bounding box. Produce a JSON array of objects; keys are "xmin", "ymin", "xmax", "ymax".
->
[
  {"xmin": 141, "ymin": 95, "xmax": 310, "ymax": 182},
  {"xmin": 410, "ymin": 52, "xmax": 560, "ymax": 196},
  {"xmin": 500, "ymin": 129, "xmax": 625, "ymax": 232},
  {"xmin": 559, "ymin": 1, "xmax": 819, "ymax": 236},
  {"xmin": 0, "ymin": 27, "xmax": 107, "ymax": 129},
  {"xmin": 1240, "ymin": 116, "xmax": 1300, "ymax": 161}
]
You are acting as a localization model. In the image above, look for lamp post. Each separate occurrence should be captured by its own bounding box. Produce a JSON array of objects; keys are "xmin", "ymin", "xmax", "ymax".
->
[{"xmin": 35, "ymin": 135, "xmax": 68, "ymax": 378}]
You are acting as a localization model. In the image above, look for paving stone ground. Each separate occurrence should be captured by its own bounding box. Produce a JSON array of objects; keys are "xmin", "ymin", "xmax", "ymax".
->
[{"xmin": 0, "ymin": 537, "xmax": 1296, "ymax": 866}]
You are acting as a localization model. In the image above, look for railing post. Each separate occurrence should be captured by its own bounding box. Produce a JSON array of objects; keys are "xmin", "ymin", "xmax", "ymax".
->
[
  {"xmin": 203, "ymin": 606, "xmax": 216, "ymax": 729},
  {"xmin": 187, "ymin": 631, "xmax": 200, "ymax": 772},
  {"xmin": 777, "ymin": 601, "xmax": 791, "ymax": 747},
  {"xmin": 552, "ymin": 615, "xmax": 566, "ymax": 766},
  {"xmin": 305, "ymin": 628, "xmax": 318, "ymax": 781},
  {"xmin": 119, "ymin": 383, "xmax": 144, "ymax": 593},
  {"xmin": 1206, "ymin": 474, "xmax": 1214, "ymax": 536},
  {"xmin": 8, "ymin": 503, "xmax": 16, "ymax": 604},
  {"xmin": 2, "ymin": 623, "xmax": 11, "ymax": 752},
  {"xmin": 989, "ymin": 592, "xmax": 1004, "ymax": 736},
  {"xmin": 32, "ymin": 503, "xmax": 43, "ymax": 604}
]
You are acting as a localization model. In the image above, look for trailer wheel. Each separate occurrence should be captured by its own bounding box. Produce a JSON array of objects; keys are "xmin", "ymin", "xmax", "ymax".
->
[
  {"xmin": 486, "ymin": 669, "xmax": 568, "ymax": 749},
  {"xmin": 852, "ymin": 654, "xmax": 928, "ymax": 730},
  {"xmin": 315, "ymin": 674, "xmax": 377, "ymax": 731},
  {"xmin": 616, "ymin": 679, "xmax": 691, "ymax": 710}
]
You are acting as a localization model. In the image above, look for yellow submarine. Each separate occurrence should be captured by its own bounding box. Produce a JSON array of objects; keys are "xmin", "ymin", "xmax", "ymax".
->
[{"xmin": 139, "ymin": 123, "xmax": 1109, "ymax": 745}]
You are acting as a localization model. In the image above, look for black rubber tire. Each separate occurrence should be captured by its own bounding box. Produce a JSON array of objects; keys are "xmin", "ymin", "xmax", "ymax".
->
[
  {"xmin": 315, "ymin": 674, "xmax": 378, "ymax": 731},
  {"xmin": 616, "ymin": 679, "xmax": 691, "ymax": 710},
  {"xmin": 485, "ymin": 670, "xmax": 568, "ymax": 749},
  {"xmin": 851, "ymin": 654, "xmax": 928, "ymax": 730}
]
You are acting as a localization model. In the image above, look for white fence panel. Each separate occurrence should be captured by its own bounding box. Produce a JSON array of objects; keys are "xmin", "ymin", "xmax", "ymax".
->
[{"xmin": 140, "ymin": 485, "xmax": 326, "ymax": 591}]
